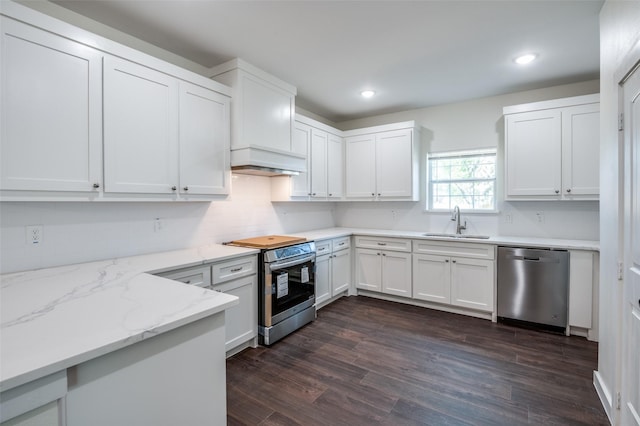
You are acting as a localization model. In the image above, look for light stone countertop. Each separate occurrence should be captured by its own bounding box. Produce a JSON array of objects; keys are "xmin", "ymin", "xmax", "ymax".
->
[
  {"xmin": 0, "ymin": 244, "xmax": 259, "ymax": 393},
  {"xmin": 295, "ymin": 227, "xmax": 599, "ymax": 251}
]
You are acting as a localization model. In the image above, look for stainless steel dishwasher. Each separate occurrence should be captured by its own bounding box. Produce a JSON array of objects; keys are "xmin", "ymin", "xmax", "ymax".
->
[{"xmin": 497, "ymin": 247, "xmax": 569, "ymax": 328}]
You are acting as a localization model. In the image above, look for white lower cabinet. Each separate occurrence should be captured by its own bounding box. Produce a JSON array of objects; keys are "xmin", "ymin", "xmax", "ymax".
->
[
  {"xmin": 355, "ymin": 236, "xmax": 412, "ymax": 298},
  {"xmin": 315, "ymin": 237, "xmax": 351, "ymax": 308},
  {"xmin": 212, "ymin": 275, "xmax": 257, "ymax": 353},
  {"xmin": 412, "ymin": 240, "xmax": 496, "ymax": 314}
]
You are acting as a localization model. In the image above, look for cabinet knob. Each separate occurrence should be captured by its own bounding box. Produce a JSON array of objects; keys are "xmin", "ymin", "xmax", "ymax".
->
[
  {"xmin": 183, "ymin": 186, "xmax": 189, "ymax": 191},
  {"xmin": 93, "ymin": 183, "xmax": 100, "ymax": 189},
  {"xmin": 445, "ymin": 259, "xmax": 449, "ymax": 263},
  {"xmin": 566, "ymin": 188, "xmax": 571, "ymax": 193},
  {"xmin": 378, "ymin": 193, "xmax": 381, "ymax": 197},
  {"xmin": 555, "ymin": 190, "xmax": 560, "ymax": 194},
  {"xmin": 329, "ymin": 193, "xmax": 332, "ymax": 197},
  {"xmin": 377, "ymin": 252, "xmax": 381, "ymax": 256},
  {"xmin": 638, "ymin": 299, "xmax": 640, "ymax": 308},
  {"xmin": 185, "ymin": 280, "xmax": 191, "ymax": 284},
  {"xmin": 452, "ymin": 260, "xmax": 457, "ymax": 263},
  {"xmin": 312, "ymin": 193, "xmax": 316, "ymax": 196},
  {"xmin": 171, "ymin": 186, "xmax": 177, "ymax": 191},
  {"xmin": 382, "ymin": 253, "xmax": 386, "ymax": 256},
  {"xmin": 371, "ymin": 193, "xmax": 375, "ymax": 196}
]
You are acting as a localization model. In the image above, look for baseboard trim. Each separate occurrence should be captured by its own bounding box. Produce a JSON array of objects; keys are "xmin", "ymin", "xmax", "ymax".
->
[{"xmin": 593, "ymin": 370, "xmax": 614, "ymax": 425}]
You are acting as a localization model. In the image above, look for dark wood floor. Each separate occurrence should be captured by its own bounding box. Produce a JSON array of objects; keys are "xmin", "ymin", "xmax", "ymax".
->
[{"xmin": 226, "ymin": 296, "xmax": 608, "ymax": 425}]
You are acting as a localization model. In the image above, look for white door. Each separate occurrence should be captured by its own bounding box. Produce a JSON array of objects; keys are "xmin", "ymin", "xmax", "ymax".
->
[
  {"xmin": 381, "ymin": 251, "xmax": 412, "ymax": 297},
  {"xmin": 376, "ymin": 129, "xmax": 413, "ymax": 198},
  {"xmin": 331, "ymin": 249, "xmax": 351, "ymax": 295},
  {"xmin": 179, "ymin": 82, "xmax": 230, "ymax": 195},
  {"xmin": 103, "ymin": 56, "xmax": 179, "ymax": 194},
  {"xmin": 345, "ymin": 134, "xmax": 376, "ymax": 198},
  {"xmin": 355, "ymin": 248, "xmax": 381, "ymax": 291},
  {"xmin": 412, "ymin": 254, "xmax": 451, "ymax": 304},
  {"xmin": 327, "ymin": 133, "xmax": 344, "ymax": 199},
  {"xmin": 505, "ymin": 109, "xmax": 562, "ymax": 197},
  {"xmin": 622, "ymin": 60, "xmax": 640, "ymax": 426},
  {"xmin": 562, "ymin": 103, "xmax": 600, "ymax": 197},
  {"xmin": 310, "ymin": 129, "xmax": 328, "ymax": 198},
  {"xmin": 290, "ymin": 122, "xmax": 311, "ymax": 198},
  {"xmin": 0, "ymin": 18, "xmax": 102, "ymax": 192},
  {"xmin": 315, "ymin": 254, "xmax": 331, "ymax": 305}
]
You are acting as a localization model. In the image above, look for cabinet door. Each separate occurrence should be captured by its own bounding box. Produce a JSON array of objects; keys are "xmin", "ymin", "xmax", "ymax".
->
[
  {"xmin": 376, "ymin": 129, "xmax": 414, "ymax": 198},
  {"xmin": 327, "ymin": 134, "xmax": 344, "ymax": 199},
  {"xmin": 345, "ymin": 134, "xmax": 376, "ymax": 198},
  {"xmin": 103, "ymin": 56, "xmax": 179, "ymax": 194},
  {"xmin": 505, "ymin": 110, "xmax": 562, "ymax": 197},
  {"xmin": 310, "ymin": 129, "xmax": 328, "ymax": 198},
  {"xmin": 315, "ymin": 254, "xmax": 331, "ymax": 305},
  {"xmin": 213, "ymin": 275, "xmax": 257, "ymax": 352},
  {"xmin": 568, "ymin": 250, "xmax": 594, "ymax": 328},
  {"xmin": 382, "ymin": 251, "xmax": 412, "ymax": 297},
  {"xmin": 331, "ymin": 249, "xmax": 351, "ymax": 295},
  {"xmin": 290, "ymin": 122, "xmax": 311, "ymax": 197},
  {"xmin": 450, "ymin": 257, "xmax": 494, "ymax": 312},
  {"xmin": 412, "ymin": 254, "xmax": 451, "ymax": 304},
  {"xmin": 179, "ymin": 82, "xmax": 230, "ymax": 195},
  {"xmin": 355, "ymin": 248, "xmax": 382, "ymax": 291},
  {"xmin": 562, "ymin": 103, "xmax": 600, "ymax": 197},
  {"xmin": 0, "ymin": 17, "xmax": 102, "ymax": 192}
]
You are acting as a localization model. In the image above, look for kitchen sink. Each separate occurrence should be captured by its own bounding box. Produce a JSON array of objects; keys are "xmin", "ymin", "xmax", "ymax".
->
[{"xmin": 422, "ymin": 233, "xmax": 491, "ymax": 239}]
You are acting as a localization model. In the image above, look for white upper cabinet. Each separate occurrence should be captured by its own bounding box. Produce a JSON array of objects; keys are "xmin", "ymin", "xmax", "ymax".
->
[
  {"xmin": 103, "ymin": 56, "xmax": 179, "ymax": 194},
  {"xmin": 271, "ymin": 115, "xmax": 343, "ymax": 201},
  {"xmin": 504, "ymin": 94, "xmax": 600, "ymax": 200},
  {"xmin": 0, "ymin": 17, "xmax": 102, "ymax": 193},
  {"xmin": 345, "ymin": 122, "xmax": 419, "ymax": 201},
  {"xmin": 209, "ymin": 59, "xmax": 305, "ymax": 173},
  {"xmin": 0, "ymin": 3, "xmax": 231, "ymax": 201},
  {"xmin": 179, "ymin": 82, "xmax": 230, "ymax": 195},
  {"xmin": 289, "ymin": 122, "xmax": 312, "ymax": 197}
]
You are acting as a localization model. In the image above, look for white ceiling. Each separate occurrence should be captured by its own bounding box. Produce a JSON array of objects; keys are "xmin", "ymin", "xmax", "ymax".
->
[{"xmin": 52, "ymin": 0, "xmax": 603, "ymax": 123}]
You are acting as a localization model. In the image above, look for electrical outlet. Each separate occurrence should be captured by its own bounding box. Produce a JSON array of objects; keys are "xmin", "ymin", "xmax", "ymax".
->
[
  {"xmin": 26, "ymin": 225, "xmax": 43, "ymax": 245},
  {"xmin": 535, "ymin": 211, "xmax": 545, "ymax": 223},
  {"xmin": 504, "ymin": 212, "xmax": 513, "ymax": 224},
  {"xmin": 154, "ymin": 218, "xmax": 163, "ymax": 232}
]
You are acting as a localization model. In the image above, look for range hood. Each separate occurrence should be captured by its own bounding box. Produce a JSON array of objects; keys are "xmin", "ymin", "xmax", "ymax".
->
[
  {"xmin": 231, "ymin": 165, "xmax": 299, "ymax": 177},
  {"xmin": 229, "ymin": 145, "xmax": 306, "ymax": 177}
]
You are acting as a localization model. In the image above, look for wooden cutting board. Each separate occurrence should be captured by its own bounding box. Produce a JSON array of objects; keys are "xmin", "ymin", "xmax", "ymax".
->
[{"xmin": 228, "ymin": 235, "xmax": 307, "ymax": 249}]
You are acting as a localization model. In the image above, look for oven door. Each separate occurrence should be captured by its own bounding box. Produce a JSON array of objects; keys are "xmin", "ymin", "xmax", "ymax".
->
[{"xmin": 263, "ymin": 253, "xmax": 315, "ymax": 327}]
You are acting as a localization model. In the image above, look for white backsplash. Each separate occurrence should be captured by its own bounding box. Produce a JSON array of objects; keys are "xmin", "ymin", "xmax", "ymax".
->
[{"xmin": 0, "ymin": 175, "xmax": 336, "ymax": 274}]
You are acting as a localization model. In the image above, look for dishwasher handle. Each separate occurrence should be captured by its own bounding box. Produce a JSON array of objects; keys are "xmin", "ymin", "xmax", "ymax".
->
[{"xmin": 504, "ymin": 254, "xmax": 560, "ymax": 263}]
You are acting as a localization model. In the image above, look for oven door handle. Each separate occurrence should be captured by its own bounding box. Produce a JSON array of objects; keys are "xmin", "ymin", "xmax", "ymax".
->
[{"xmin": 269, "ymin": 254, "xmax": 315, "ymax": 271}]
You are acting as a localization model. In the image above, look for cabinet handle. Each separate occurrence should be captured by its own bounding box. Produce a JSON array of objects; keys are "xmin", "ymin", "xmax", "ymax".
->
[
  {"xmin": 452, "ymin": 260, "xmax": 457, "ymax": 263},
  {"xmin": 445, "ymin": 259, "xmax": 449, "ymax": 263},
  {"xmin": 93, "ymin": 183, "xmax": 100, "ymax": 189},
  {"xmin": 312, "ymin": 193, "xmax": 316, "ymax": 196},
  {"xmin": 308, "ymin": 193, "xmax": 312, "ymax": 196},
  {"xmin": 183, "ymin": 186, "xmax": 189, "ymax": 191},
  {"xmin": 171, "ymin": 186, "xmax": 177, "ymax": 191},
  {"xmin": 184, "ymin": 280, "xmax": 191, "ymax": 284},
  {"xmin": 230, "ymin": 267, "xmax": 242, "ymax": 273},
  {"xmin": 338, "ymin": 242, "xmax": 344, "ymax": 246},
  {"xmin": 382, "ymin": 253, "xmax": 386, "ymax": 256},
  {"xmin": 377, "ymin": 242, "xmax": 387, "ymax": 246},
  {"xmin": 555, "ymin": 190, "xmax": 560, "ymax": 194},
  {"xmin": 566, "ymin": 188, "xmax": 571, "ymax": 193}
]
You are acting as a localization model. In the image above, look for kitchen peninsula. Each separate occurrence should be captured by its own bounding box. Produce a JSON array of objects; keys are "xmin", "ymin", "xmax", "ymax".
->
[{"xmin": 0, "ymin": 244, "xmax": 257, "ymax": 425}]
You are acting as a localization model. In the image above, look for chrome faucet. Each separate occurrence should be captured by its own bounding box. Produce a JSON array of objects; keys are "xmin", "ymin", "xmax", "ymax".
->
[{"xmin": 451, "ymin": 205, "xmax": 466, "ymax": 234}]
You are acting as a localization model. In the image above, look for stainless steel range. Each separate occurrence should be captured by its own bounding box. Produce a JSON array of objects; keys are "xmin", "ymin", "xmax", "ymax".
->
[{"xmin": 227, "ymin": 235, "xmax": 316, "ymax": 345}]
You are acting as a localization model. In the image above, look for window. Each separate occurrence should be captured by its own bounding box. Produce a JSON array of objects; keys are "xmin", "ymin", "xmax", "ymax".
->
[{"xmin": 428, "ymin": 149, "xmax": 496, "ymax": 211}]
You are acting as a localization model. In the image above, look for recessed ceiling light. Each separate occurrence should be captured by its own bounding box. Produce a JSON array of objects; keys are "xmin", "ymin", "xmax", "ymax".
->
[
  {"xmin": 515, "ymin": 54, "xmax": 537, "ymax": 65},
  {"xmin": 361, "ymin": 90, "xmax": 376, "ymax": 98}
]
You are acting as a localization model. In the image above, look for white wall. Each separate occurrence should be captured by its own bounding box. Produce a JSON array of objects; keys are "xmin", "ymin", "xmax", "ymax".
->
[
  {"xmin": 335, "ymin": 80, "xmax": 600, "ymax": 240},
  {"xmin": 596, "ymin": 2, "xmax": 640, "ymax": 424},
  {"xmin": 0, "ymin": 175, "xmax": 336, "ymax": 274}
]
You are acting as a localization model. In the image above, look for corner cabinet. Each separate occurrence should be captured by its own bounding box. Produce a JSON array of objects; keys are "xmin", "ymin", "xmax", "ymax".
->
[
  {"xmin": 271, "ymin": 114, "xmax": 344, "ymax": 201},
  {"xmin": 504, "ymin": 94, "xmax": 600, "ymax": 201},
  {"xmin": 344, "ymin": 122, "xmax": 419, "ymax": 201},
  {"xmin": 355, "ymin": 236, "xmax": 412, "ymax": 297},
  {"xmin": 0, "ymin": 4, "xmax": 231, "ymax": 201}
]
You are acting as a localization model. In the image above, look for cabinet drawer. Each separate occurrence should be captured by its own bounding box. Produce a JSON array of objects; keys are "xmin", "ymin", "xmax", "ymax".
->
[
  {"xmin": 157, "ymin": 265, "xmax": 212, "ymax": 288},
  {"xmin": 315, "ymin": 240, "xmax": 332, "ymax": 256},
  {"xmin": 212, "ymin": 255, "xmax": 257, "ymax": 284},
  {"xmin": 332, "ymin": 237, "xmax": 351, "ymax": 252},
  {"xmin": 355, "ymin": 236, "xmax": 411, "ymax": 252},
  {"xmin": 413, "ymin": 240, "xmax": 495, "ymax": 260}
]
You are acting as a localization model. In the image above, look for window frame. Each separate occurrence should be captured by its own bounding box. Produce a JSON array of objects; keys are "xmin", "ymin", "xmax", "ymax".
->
[{"xmin": 426, "ymin": 148, "xmax": 498, "ymax": 212}]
